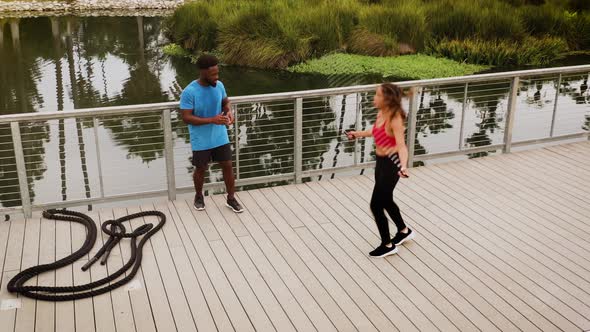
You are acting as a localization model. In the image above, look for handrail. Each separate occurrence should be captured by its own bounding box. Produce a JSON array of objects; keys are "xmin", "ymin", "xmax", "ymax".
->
[
  {"xmin": 1, "ymin": 64, "xmax": 589, "ymax": 217},
  {"xmin": 1, "ymin": 64, "xmax": 589, "ymax": 124}
]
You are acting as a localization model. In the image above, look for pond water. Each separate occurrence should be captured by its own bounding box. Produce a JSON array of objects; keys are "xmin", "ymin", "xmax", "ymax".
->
[{"xmin": 0, "ymin": 16, "xmax": 588, "ymax": 209}]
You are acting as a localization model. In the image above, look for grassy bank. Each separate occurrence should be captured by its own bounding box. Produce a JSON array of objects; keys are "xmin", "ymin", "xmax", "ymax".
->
[
  {"xmin": 164, "ymin": 0, "xmax": 590, "ymax": 70},
  {"xmin": 288, "ymin": 54, "xmax": 490, "ymax": 80}
]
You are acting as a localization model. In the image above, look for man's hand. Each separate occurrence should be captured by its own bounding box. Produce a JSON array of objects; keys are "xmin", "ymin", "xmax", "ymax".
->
[
  {"xmin": 227, "ymin": 110, "xmax": 235, "ymax": 125},
  {"xmin": 212, "ymin": 114, "xmax": 229, "ymax": 125}
]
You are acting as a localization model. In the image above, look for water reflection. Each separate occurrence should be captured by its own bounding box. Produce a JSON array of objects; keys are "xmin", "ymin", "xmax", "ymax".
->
[
  {"xmin": 0, "ymin": 19, "xmax": 50, "ymax": 208},
  {"xmin": 0, "ymin": 15, "xmax": 588, "ymax": 209}
]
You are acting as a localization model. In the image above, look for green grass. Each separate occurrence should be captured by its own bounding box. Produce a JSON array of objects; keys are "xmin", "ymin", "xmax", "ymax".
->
[
  {"xmin": 288, "ymin": 53, "xmax": 490, "ymax": 80},
  {"xmin": 164, "ymin": 0, "xmax": 589, "ymax": 69},
  {"xmin": 429, "ymin": 37, "xmax": 569, "ymax": 66},
  {"xmin": 162, "ymin": 43, "xmax": 190, "ymax": 57}
]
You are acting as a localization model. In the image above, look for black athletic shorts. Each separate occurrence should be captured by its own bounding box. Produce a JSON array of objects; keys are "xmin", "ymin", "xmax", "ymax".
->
[{"xmin": 192, "ymin": 144, "xmax": 232, "ymax": 168}]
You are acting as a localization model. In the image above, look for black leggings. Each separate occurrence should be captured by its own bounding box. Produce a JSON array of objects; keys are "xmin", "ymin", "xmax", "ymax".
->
[{"xmin": 370, "ymin": 154, "xmax": 406, "ymax": 245}]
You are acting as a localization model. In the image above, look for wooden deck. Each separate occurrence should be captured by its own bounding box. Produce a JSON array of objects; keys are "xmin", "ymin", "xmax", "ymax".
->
[{"xmin": 1, "ymin": 141, "xmax": 589, "ymax": 332}]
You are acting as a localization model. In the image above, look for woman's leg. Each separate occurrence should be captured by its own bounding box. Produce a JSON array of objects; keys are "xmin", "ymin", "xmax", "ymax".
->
[{"xmin": 371, "ymin": 157, "xmax": 392, "ymax": 245}]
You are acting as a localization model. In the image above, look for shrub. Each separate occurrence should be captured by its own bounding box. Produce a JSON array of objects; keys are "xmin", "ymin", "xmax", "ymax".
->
[
  {"xmin": 164, "ymin": 2, "xmax": 218, "ymax": 52},
  {"xmin": 429, "ymin": 37, "xmax": 568, "ymax": 66},
  {"xmin": 360, "ymin": 0, "xmax": 428, "ymax": 51}
]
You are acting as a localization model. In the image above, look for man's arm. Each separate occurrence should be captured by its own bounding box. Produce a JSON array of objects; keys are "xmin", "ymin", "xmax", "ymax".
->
[
  {"xmin": 181, "ymin": 109, "xmax": 226, "ymax": 126},
  {"xmin": 222, "ymin": 97, "xmax": 235, "ymax": 125}
]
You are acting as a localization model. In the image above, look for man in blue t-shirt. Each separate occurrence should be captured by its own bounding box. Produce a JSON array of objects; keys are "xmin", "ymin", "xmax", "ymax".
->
[{"xmin": 180, "ymin": 54, "xmax": 243, "ymax": 213}]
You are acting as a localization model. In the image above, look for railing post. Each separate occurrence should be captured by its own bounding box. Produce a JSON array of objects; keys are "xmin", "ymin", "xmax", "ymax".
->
[
  {"xmin": 162, "ymin": 110, "xmax": 176, "ymax": 201},
  {"xmin": 233, "ymin": 104, "xmax": 240, "ymax": 180},
  {"xmin": 549, "ymin": 73, "xmax": 562, "ymax": 137},
  {"xmin": 92, "ymin": 117, "xmax": 105, "ymax": 198},
  {"xmin": 458, "ymin": 83, "xmax": 469, "ymax": 150},
  {"xmin": 354, "ymin": 93, "xmax": 362, "ymax": 166},
  {"xmin": 503, "ymin": 76, "xmax": 520, "ymax": 154},
  {"xmin": 11, "ymin": 122, "xmax": 32, "ymax": 218},
  {"xmin": 294, "ymin": 97, "xmax": 303, "ymax": 183},
  {"xmin": 407, "ymin": 87, "xmax": 419, "ymax": 168}
]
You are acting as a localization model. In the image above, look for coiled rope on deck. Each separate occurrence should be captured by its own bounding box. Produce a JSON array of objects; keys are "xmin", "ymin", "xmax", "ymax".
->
[{"xmin": 7, "ymin": 209, "xmax": 166, "ymax": 301}]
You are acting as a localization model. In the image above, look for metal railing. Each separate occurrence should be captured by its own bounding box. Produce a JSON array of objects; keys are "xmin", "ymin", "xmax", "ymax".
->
[{"xmin": 1, "ymin": 65, "xmax": 589, "ymax": 217}]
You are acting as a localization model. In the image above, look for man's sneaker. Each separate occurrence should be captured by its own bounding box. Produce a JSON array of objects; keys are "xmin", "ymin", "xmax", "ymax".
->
[
  {"xmin": 194, "ymin": 195, "xmax": 205, "ymax": 211},
  {"xmin": 391, "ymin": 228, "xmax": 415, "ymax": 246},
  {"xmin": 369, "ymin": 244, "xmax": 398, "ymax": 258},
  {"xmin": 226, "ymin": 197, "xmax": 244, "ymax": 213}
]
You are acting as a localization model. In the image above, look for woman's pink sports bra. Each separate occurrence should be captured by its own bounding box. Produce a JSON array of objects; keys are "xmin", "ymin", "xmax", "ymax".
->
[{"xmin": 372, "ymin": 115, "xmax": 397, "ymax": 148}]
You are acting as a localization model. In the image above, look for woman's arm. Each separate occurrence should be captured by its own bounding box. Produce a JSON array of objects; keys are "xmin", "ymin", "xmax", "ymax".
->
[
  {"xmin": 391, "ymin": 115, "xmax": 409, "ymax": 177},
  {"xmin": 347, "ymin": 129, "xmax": 372, "ymax": 139}
]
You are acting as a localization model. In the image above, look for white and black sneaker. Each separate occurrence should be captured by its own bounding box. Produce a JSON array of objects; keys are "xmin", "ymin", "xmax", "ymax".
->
[
  {"xmin": 226, "ymin": 197, "xmax": 244, "ymax": 213},
  {"xmin": 369, "ymin": 244, "xmax": 398, "ymax": 258},
  {"xmin": 194, "ymin": 195, "xmax": 205, "ymax": 211},
  {"xmin": 391, "ymin": 228, "xmax": 415, "ymax": 246}
]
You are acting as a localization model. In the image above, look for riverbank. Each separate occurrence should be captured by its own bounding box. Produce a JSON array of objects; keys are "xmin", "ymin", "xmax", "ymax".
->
[
  {"xmin": 165, "ymin": 0, "xmax": 589, "ymax": 69},
  {"xmin": 0, "ymin": 0, "xmax": 184, "ymax": 16}
]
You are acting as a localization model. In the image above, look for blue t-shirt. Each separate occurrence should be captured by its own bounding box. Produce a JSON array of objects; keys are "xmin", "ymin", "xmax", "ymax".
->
[{"xmin": 179, "ymin": 80, "xmax": 230, "ymax": 151}]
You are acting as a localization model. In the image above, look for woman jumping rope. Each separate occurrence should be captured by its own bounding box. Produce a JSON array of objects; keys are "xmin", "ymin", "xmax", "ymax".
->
[{"xmin": 347, "ymin": 83, "xmax": 415, "ymax": 257}]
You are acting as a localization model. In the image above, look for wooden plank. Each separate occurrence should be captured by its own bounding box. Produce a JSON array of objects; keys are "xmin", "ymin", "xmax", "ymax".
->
[
  {"xmin": 208, "ymin": 239, "xmax": 279, "ymax": 332},
  {"xmin": 169, "ymin": 200, "xmax": 235, "ymax": 332},
  {"xmin": 405, "ymin": 165, "xmax": 590, "ymax": 304},
  {"xmin": 424, "ymin": 162, "xmax": 590, "ymax": 275},
  {"xmin": 190, "ymin": 199, "xmax": 222, "ymax": 242},
  {"xmin": 351, "ymin": 174, "xmax": 564, "ymax": 331},
  {"xmin": 105, "ymin": 208, "xmax": 142, "ymax": 332},
  {"xmin": 394, "ymin": 173, "xmax": 590, "ymax": 326},
  {"xmin": 292, "ymin": 184, "xmax": 442, "ymax": 332},
  {"xmin": 209, "ymin": 195, "xmax": 301, "ymax": 332},
  {"xmin": 355, "ymin": 174, "xmax": 584, "ymax": 331},
  {"xmin": 0, "ymin": 271, "xmax": 19, "ymax": 332},
  {"xmin": 71, "ymin": 212, "xmax": 95, "ymax": 332},
  {"xmin": 250, "ymin": 190, "xmax": 382, "ymax": 330},
  {"xmin": 0, "ymin": 214, "xmax": 12, "ymax": 296},
  {"xmin": 207, "ymin": 196, "xmax": 250, "ymax": 238},
  {"xmin": 256, "ymin": 188, "xmax": 304, "ymax": 229},
  {"xmin": 294, "ymin": 226, "xmax": 405, "ymax": 332},
  {"xmin": 309, "ymin": 180, "xmax": 473, "ymax": 332},
  {"xmin": 176, "ymin": 199, "xmax": 255, "ymax": 332},
  {"xmin": 499, "ymin": 151, "xmax": 590, "ymax": 212},
  {"xmin": 393, "ymin": 171, "xmax": 590, "ymax": 324},
  {"xmin": 517, "ymin": 149, "xmax": 590, "ymax": 195},
  {"xmin": 235, "ymin": 191, "xmax": 344, "ymax": 332},
  {"xmin": 54, "ymin": 211, "xmax": 75, "ymax": 332},
  {"xmin": 470, "ymin": 156, "xmax": 590, "ymax": 231},
  {"xmin": 267, "ymin": 231, "xmax": 377, "ymax": 332},
  {"xmin": 546, "ymin": 143, "xmax": 590, "ymax": 169},
  {"xmin": 91, "ymin": 209, "xmax": 126, "ymax": 332},
  {"xmin": 34, "ymin": 215, "xmax": 56, "ymax": 332},
  {"xmin": 109, "ymin": 207, "xmax": 156, "ymax": 332},
  {"xmin": 137, "ymin": 203, "xmax": 198, "ymax": 332},
  {"xmin": 154, "ymin": 201, "xmax": 218, "ymax": 332},
  {"xmin": 234, "ymin": 192, "xmax": 277, "ymax": 233},
  {"xmin": 412, "ymin": 163, "xmax": 590, "ymax": 294},
  {"xmin": 345, "ymin": 173, "xmax": 557, "ymax": 331},
  {"xmin": 312, "ymin": 178, "xmax": 494, "ymax": 332},
  {"xmin": 271, "ymin": 186, "xmax": 329, "ymax": 227},
  {"xmin": 481, "ymin": 151, "xmax": 590, "ymax": 218},
  {"xmin": 2, "ymin": 217, "xmax": 25, "ymax": 273},
  {"xmin": 238, "ymin": 236, "xmax": 323, "ymax": 332},
  {"xmin": 275, "ymin": 184, "xmax": 440, "ymax": 332},
  {"xmin": 433, "ymin": 159, "xmax": 590, "ymax": 255},
  {"xmin": 250, "ymin": 189, "xmax": 378, "ymax": 332},
  {"xmin": 14, "ymin": 214, "xmax": 41, "ymax": 332},
  {"xmin": 124, "ymin": 206, "xmax": 177, "ymax": 332}
]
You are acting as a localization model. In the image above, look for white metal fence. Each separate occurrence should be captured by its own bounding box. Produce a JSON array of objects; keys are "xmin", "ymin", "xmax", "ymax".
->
[{"xmin": 1, "ymin": 65, "xmax": 589, "ymax": 217}]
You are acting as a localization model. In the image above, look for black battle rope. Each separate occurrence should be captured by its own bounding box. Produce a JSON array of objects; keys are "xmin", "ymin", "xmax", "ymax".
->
[{"xmin": 7, "ymin": 209, "xmax": 166, "ymax": 301}]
